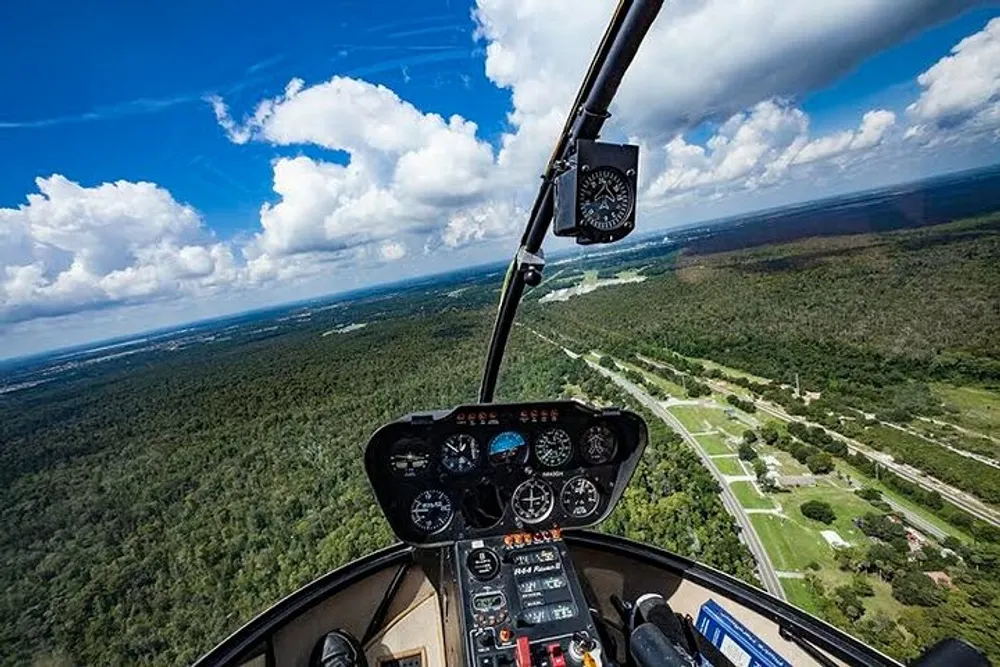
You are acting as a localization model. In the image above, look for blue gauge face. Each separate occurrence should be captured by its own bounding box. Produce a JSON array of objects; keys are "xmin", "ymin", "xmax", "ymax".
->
[{"xmin": 489, "ymin": 431, "xmax": 528, "ymax": 464}]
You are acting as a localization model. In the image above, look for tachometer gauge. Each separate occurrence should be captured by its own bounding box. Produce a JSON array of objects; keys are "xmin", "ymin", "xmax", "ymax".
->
[
  {"xmin": 410, "ymin": 489, "xmax": 453, "ymax": 534},
  {"xmin": 511, "ymin": 479, "xmax": 554, "ymax": 524},
  {"xmin": 441, "ymin": 433, "xmax": 480, "ymax": 474},
  {"xmin": 579, "ymin": 166, "xmax": 633, "ymax": 232},
  {"xmin": 580, "ymin": 424, "xmax": 618, "ymax": 465},
  {"xmin": 489, "ymin": 431, "xmax": 528, "ymax": 465},
  {"xmin": 534, "ymin": 428, "xmax": 573, "ymax": 467},
  {"xmin": 560, "ymin": 476, "xmax": 601, "ymax": 519}
]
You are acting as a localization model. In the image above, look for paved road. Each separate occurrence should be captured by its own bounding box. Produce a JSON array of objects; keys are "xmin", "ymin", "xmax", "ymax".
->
[
  {"xmin": 583, "ymin": 357, "xmax": 788, "ymax": 601},
  {"xmin": 881, "ymin": 497, "xmax": 947, "ymax": 540},
  {"xmin": 636, "ymin": 354, "xmax": 1000, "ymax": 529}
]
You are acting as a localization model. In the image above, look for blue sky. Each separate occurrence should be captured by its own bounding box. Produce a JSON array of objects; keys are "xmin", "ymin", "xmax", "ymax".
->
[{"xmin": 1, "ymin": 0, "xmax": 999, "ymax": 359}]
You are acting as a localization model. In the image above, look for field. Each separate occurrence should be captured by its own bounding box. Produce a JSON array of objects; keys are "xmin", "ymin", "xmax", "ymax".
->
[
  {"xmin": 931, "ymin": 383, "xmax": 1000, "ymax": 441},
  {"xmin": 730, "ymin": 481, "xmax": 775, "ymax": 510},
  {"xmin": 695, "ymin": 433, "xmax": 733, "ymax": 455},
  {"xmin": 712, "ymin": 456, "xmax": 745, "ymax": 476}
]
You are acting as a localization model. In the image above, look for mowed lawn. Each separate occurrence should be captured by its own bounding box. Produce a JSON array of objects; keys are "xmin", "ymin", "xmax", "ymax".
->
[
  {"xmin": 751, "ymin": 478, "xmax": 875, "ymax": 572},
  {"xmin": 750, "ymin": 513, "xmax": 830, "ymax": 570},
  {"xmin": 712, "ymin": 456, "xmax": 745, "ymax": 476},
  {"xmin": 670, "ymin": 405, "xmax": 722, "ymax": 432},
  {"xmin": 730, "ymin": 481, "xmax": 775, "ymax": 510},
  {"xmin": 697, "ymin": 433, "xmax": 733, "ymax": 455}
]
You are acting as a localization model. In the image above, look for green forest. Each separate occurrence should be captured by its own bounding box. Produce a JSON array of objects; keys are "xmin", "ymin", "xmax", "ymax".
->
[
  {"xmin": 2, "ymin": 212, "xmax": 999, "ymax": 665},
  {"xmin": 0, "ymin": 299, "xmax": 754, "ymax": 665}
]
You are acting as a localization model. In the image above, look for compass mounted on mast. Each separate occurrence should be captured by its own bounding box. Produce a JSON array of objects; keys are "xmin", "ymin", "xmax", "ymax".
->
[{"xmin": 553, "ymin": 139, "xmax": 639, "ymax": 245}]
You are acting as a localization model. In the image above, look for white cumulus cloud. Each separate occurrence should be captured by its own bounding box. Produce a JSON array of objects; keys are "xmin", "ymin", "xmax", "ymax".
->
[
  {"xmin": 213, "ymin": 76, "xmax": 514, "ymax": 277},
  {"xmin": 0, "ymin": 176, "xmax": 238, "ymax": 324},
  {"xmin": 906, "ymin": 17, "xmax": 1000, "ymax": 138}
]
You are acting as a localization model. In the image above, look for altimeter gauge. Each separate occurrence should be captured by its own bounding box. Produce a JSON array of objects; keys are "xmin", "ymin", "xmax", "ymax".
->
[{"xmin": 441, "ymin": 433, "xmax": 480, "ymax": 474}]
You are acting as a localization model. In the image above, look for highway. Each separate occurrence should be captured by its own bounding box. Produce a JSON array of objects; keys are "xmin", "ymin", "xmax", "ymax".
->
[
  {"xmin": 637, "ymin": 354, "xmax": 1000, "ymax": 529},
  {"xmin": 582, "ymin": 356, "xmax": 788, "ymax": 601}
]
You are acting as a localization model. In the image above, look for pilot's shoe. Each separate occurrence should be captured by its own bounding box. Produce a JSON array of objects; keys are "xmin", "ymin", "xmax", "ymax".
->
[{"xmin": 310, "ymin": 629, "xmax": 369, "ymax": 667}]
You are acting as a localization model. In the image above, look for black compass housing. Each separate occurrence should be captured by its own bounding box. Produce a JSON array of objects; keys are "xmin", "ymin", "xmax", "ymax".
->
[{"xmin": 553, "ymin": 139, "xmax": 639, "ymax": 245}]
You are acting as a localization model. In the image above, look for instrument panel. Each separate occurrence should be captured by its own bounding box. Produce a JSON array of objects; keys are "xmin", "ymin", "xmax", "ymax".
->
[{"xmin": 364, "ymin": 400, "xmax": 647, "ymax": 546}]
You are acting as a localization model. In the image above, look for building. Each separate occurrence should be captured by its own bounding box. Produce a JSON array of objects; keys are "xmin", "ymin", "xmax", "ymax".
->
[{"xmin": 776, "ymin": 474, "xmax": 816, "ymax": 488}]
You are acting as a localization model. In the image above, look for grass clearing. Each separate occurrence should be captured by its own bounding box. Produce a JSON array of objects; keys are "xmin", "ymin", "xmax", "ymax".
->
[
  {"xmin": 932, "ymin": 383, "xmax": 1000, "ymax": 440},
  {"xmin": 712, "ymin": 456, "xmax": 746, "ymax": 476},
  {"xmin": 751, "ymin": 513, "xmax": 829, "ymax": 570},
  {"xmin": 697, "ymin": 433, "xmax": 733, "ymax": 455},
  {"xmin": 670, "ymin": 405, "xmax": 721, "ymax": 432},
  {"xmin": 731, "ymin": 481, "xmax": 775, "ymax": 509},
  {"xmin": 781, "ymin": 579, "xmax": 822, "ymax": 616},
  {"xmin": 785, "ymin": 480, "xmax": 874, "ymax": 547}
]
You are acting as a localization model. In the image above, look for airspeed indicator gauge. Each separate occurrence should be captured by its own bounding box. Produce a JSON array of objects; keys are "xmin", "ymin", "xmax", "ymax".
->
[
  {"xmin": 410, "ymin": 489, "xmax": 453, "ymax": 534},
  {"xmin": 579, "ymin": 166, "xmax": 633, "ymax": 232}
]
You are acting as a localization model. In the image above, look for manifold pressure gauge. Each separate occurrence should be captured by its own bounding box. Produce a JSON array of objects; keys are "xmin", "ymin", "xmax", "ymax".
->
[{"xmin": 553, "ymin": 139, "xmax": 639, "ymax": 245}]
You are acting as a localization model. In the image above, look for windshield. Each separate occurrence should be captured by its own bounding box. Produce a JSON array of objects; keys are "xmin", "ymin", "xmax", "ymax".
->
[{"xmin": 2, "ymin": 1, "xmax": 1000, "ymax": 665}]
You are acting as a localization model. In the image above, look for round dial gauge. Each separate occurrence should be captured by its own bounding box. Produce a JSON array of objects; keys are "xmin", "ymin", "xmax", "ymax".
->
[
  {"xmin": 511, "ymin": 479, "xmax": 554, "ymax": 525},
  {"xmin": 489, "ymin": 431, "xmax": 528, "ymax": 465},
  {"xmin": 441, "ymin": 433, "xmax": 480, "ymax": 474},
  {"xmin": 535, "ymin": 428, "xmax": 573, "ymax": 467},
  {"xmin": 579, "ymin": 166, "xmax": 633, "ymax": 232},
  {"xmin": 389, "ymin": 440, "xmax": 431, "ymax": 479},
  {"xmin": 581, "ymin": 424, "xmax": 618, "ymax": 465},
  {"xmin": 560, "ymin": 476, "xmax": 601, "ymax": 519},
  {"xmin": 410, "ymin": 489, "xmax": 453, "ymax": 534}
]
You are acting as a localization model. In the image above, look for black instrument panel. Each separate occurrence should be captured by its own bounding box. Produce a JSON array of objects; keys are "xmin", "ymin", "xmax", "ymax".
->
[{"xmin": 364, "ymin": 400, "xmax": 647, "ymax": 546}]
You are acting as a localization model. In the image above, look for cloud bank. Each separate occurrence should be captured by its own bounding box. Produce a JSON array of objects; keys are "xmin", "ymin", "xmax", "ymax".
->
[{"xmin": 2, "ymin": 2, "xmax": 996, "ymax": 330}]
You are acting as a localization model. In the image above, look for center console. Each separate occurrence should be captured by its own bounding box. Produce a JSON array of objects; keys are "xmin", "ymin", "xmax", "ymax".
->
[{"xmin": 456, "ymin": 532, "xmax": 602, "ymax": 667}]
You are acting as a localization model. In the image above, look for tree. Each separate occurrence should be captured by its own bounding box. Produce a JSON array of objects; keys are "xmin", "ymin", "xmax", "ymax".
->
[
  {"xmin": 738, "ymin": 442, "xmax": 757, "ymax": 461},
  {"xmin": 801, "ymin": 500, "xmax": 836, "ymax": 524},
  {"xmin": 760, "ymin": 421, "xmax": 781, "ymax": 445},
  {"xmin": 742, "ymin": 429, "xmax": 758, "ymax": 444},
  {"xmin": 856, "ymin": 487, "xmax": 882, "ymax": 502},
  {"xmin": 832, "ymin": 585, "xmax": 865, "ymax": 621},
  {"xmin": 806, "ymin": 451, "xmax": 834, "ymax": 475},
  {"xmin": 891, "ymin": 571, "xmax": 944, "ymax": 607},
  {"xmin": 599, "ymin": 355, "xmax": 616, "ymax": 369}
]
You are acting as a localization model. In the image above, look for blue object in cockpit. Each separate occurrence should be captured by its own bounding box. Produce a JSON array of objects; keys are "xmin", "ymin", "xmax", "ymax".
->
[{"xmin": 489, "ymin": 431, "xmax": 527, "ymax": 463}]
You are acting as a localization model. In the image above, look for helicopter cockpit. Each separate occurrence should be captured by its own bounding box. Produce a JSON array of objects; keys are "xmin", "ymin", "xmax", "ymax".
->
[{"xmin": 364, "ymin": 401, "xmax": 646, "ymax": 667}]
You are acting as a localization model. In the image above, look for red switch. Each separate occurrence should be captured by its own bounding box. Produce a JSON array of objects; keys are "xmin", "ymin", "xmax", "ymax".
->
[
  {"xmin": 547, "ymin": 644, "xmax": 566, "ymax": 667},
  {"xmin": 515, "ymin": 636, "xmax": 532, "ymax": 667}
]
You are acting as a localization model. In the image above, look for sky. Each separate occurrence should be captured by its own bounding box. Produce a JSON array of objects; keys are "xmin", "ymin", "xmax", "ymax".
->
[{"xmin": 2, "ymin": 0, "xmax": 1000, "ymax": 360}]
